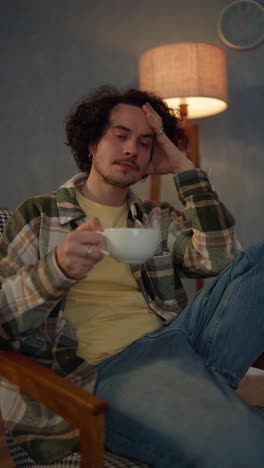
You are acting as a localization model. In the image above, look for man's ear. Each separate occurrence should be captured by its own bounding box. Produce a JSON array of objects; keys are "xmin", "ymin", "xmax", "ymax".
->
[{"xmin": 88, "ymin": 144, "xmax": 96, "ymax": 155}]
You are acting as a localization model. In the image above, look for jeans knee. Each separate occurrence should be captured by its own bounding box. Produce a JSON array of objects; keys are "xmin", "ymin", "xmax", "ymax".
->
[{"xmin": 243, "ymin": 240, "xmax": 264, "ymax": 265}]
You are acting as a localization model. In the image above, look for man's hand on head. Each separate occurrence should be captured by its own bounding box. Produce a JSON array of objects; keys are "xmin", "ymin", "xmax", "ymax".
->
[
  {"xmin": 142, "ymin": 102, "xmax": 194, "ymax": 175},
  {"xmin": 56, "ymin": 216, "xmax": 104, "ymax": 279}
]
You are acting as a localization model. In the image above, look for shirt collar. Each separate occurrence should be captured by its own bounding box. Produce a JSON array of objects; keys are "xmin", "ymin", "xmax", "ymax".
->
[{"xmin": 55, "ymin": 173, "xmax": 146, "ymax": 227}]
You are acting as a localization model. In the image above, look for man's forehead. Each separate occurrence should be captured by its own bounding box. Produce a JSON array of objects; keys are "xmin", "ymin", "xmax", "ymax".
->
[{"xmin": 109, "ymin": 103, "xmax": 154, "ymax": 135}]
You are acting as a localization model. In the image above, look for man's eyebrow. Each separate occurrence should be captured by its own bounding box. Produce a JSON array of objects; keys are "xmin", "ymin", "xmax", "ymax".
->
[{"xmin": 111, "ymin": 125, "xmax": 154, "ymax": 138}]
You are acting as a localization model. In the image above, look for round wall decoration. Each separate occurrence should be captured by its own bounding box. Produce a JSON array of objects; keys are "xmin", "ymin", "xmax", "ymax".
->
[{"xmin": 217, "ymin": 0, "xmax": 264, "ymax": 50}]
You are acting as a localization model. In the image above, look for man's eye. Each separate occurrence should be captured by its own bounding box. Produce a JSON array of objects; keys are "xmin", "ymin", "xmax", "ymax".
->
[
  {"xmin": 140, "ymin": 141, "xmax": 150, "ymax": 147},
  {"xmin": 116, "ymin": 134, "xmax": 126, "ymax": 139}
]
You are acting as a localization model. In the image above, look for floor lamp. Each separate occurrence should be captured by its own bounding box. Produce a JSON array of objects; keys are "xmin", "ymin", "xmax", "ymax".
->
[{"xmin": 139, "ymin": 42, "xmax": 228, "ymax": 290}]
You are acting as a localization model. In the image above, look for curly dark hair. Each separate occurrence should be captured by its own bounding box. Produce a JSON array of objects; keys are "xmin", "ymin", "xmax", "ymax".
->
[{"xmin": 65, "ymin": 85, "xmax": 188, "ymax": 172}]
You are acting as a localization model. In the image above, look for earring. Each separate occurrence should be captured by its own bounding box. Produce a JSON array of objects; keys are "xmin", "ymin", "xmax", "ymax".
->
[
  {"xmin": 141, "ymin": 175, "xmax": 148, "ymax": 183},
  {"xmin": 88, "ymin": 153, "xmax": 93, "ymax": 162}
]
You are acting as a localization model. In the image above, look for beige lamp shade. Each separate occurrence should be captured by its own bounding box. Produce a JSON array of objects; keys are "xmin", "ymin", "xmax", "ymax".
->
[{"xmin": 139, "ymin": 42, "xmax": 228, "ymax": 118}]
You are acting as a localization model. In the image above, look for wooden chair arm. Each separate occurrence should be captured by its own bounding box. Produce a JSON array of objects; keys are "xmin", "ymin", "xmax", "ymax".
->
[{"xmin": 0, "ymin": 350, "xmax": 108, "ymax": 468}]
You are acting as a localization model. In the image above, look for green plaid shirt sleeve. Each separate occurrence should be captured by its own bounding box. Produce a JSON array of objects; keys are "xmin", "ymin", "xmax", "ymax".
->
[
  {"xmin": 170, "ymin": 169, "xmax": 241, "ymax": 276},
  {"xmin": 0, "ymin": 203, "xmax": 77, "ymax": 340}
]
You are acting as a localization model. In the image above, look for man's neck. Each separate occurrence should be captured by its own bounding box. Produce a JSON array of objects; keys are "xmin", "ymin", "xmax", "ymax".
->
[{"xmin": 82, "ymin": 176, "xmax": 129, "ymax": 207}]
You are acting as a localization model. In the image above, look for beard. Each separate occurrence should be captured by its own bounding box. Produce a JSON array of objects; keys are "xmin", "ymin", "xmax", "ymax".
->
[
  {"xmin": 94, "ymin": 158, "xmax": 142, "ymax": 188},
  {"xmin": 100, "ymin": 171, "xmax": 140, "ymax": 188},
  {"xmin": 103, "ymin": 176, "xmax": 132, "ymax": 188}
]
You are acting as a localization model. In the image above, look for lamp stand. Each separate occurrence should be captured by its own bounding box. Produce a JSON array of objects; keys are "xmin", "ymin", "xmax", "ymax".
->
[{"xmin": 149, "ymin": 175, "xmax": 161, "ymax": 202}]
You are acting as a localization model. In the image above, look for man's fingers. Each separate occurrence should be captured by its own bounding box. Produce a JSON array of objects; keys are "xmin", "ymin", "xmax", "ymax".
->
[
  {"xmin": 82, "ymin": 244, "xmax": 104, "ymax": 262},
  {"xmin": 89, "ymin": 216, "xmax": 103, "ymax": 232},
  {"xmin": 76, "ymin": 216, "xmax": 103, "ymax": 233},
  {"xmin": 69, "ymin": 230, "xmax": 102, "ymax": 247},
  {"xmin": 142, "ymin": 103, "xmax": 163, "ymax": 133}
]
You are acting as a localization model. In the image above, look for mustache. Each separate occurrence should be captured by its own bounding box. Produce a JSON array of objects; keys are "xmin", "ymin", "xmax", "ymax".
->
[{"xmin": 114, "ymin": 158, "xmax": 139, "ymax": 171}]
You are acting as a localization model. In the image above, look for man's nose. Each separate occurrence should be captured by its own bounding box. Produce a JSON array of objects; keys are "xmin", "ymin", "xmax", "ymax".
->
[{"xmin": 123, "ymin": 138, "xmax": 138, "ymax": 156}]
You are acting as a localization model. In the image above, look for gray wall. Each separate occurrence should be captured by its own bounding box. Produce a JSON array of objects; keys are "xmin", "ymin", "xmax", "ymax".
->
[{"xmin": 0, "ymin": 0, "xmax": 263, "ymax": 248}]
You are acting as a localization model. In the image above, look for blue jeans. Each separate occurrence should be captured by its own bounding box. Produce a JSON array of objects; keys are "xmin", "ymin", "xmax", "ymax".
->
[{"xmin": 95, "ymin": 242, "xmax": 264, "ymax": 467}]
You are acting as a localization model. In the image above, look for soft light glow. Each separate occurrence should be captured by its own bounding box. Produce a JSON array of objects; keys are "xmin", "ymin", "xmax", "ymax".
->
[
  {"xmin": 165, "ymin": 97, "xmax": 227, "ymax": 119},
  {"xmin": 139, "ymin": 42, "xmax": 228, "ymax": 119}
]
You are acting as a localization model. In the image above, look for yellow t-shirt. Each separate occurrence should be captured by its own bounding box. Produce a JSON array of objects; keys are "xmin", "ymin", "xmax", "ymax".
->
[{"xmin": 63, "ymin": 190, "xmax": 162, "ymax": 365}]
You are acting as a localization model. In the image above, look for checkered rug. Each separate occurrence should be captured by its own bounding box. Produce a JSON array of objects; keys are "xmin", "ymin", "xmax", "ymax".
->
[{"xmin": 6, "ymin": 432, "xmax": 149, "ymax": 467}]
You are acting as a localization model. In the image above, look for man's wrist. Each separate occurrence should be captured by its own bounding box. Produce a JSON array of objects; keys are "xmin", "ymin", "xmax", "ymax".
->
[{"xmin": 171, "ymin": 159, "xmax": 195, "ymax": 174}]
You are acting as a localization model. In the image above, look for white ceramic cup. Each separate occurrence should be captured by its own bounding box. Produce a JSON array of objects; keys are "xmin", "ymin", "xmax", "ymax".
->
[{"xmin": 97, "ymin": 228, "xmax": 160, "ymax": 264}]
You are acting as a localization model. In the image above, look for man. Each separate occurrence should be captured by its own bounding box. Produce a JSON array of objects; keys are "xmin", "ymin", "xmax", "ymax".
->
[{"xmin": 1, "ymin": 86, "xmax": 264, "ymax": 467}]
